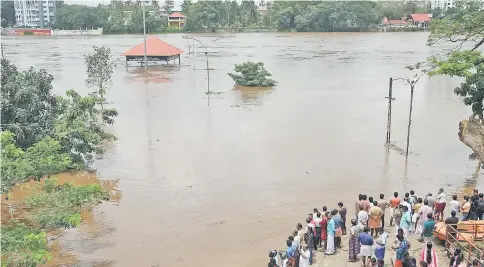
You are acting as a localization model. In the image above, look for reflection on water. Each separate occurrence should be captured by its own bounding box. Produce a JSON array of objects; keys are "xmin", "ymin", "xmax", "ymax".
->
[
  {"xmin": 2, "ymin": 32, "xmax": 482, "ymax": 267},
  {"xmin": 232, "ymin": 84, "xmax": 274, "ymax": 107}
]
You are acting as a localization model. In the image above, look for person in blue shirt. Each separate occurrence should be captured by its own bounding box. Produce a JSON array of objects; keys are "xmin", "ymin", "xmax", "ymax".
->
[
  {"xmin": 399, "ymin": 206, "xmax": 411, "ymax": 237},
  {"xmin": 358, "ymin": 227, "xmax": 374, "ymax": 267},
  {"xmin": 285, "ymin": 239, "xmax": 295, "ymax": 259},
  {"xmin": 325, "ymin": 210, "xmax": 336, "ymax": 255}
]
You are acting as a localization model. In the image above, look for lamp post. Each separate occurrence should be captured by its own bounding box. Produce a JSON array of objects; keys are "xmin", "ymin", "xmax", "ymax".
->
[
  {"xmin": 142, "ymin": 1, "xmax": 147, "ymax": 71},
  {"xmin": 183, "ymin": 36, "xmax": 229, "ymax": 105},
  {"xmin": 404, "ymin": 74, "xmax": 421, "ymax": 158}
]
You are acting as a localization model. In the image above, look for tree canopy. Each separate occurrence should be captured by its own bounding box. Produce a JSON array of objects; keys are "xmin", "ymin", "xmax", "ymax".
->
[
  {"xmin": 418, "ymin": 0, "xmax": 484, "ymax": 163},
  {"xmin": 1, "ymin": 52, "xmax": 117, "ymax": 266},
  {"xmin": 28, "ymin": 0, "xmax": 437, "ymax": 33},
  {"xmin": 228, "ymin": 61, "xmax": 276, "ymax": 87},
  {"xmin": 1, "ymin": 0, "xmax": 15, "ymax": 27}
]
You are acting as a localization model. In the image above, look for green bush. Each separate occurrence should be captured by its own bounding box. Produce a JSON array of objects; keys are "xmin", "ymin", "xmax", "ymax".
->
[{"xmin": 228, "ymin": 61, "xmax": 277, "ymax": 87}]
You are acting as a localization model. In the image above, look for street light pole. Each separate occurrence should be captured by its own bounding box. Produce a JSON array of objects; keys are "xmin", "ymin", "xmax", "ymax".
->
[
  {"xmin": 183, "ymin": 36, "xmax": 230, "ymax": 106},
  {"xmin": 142, "ymin": 1, "xmax": 147, "ymax": 71},
  {"xmin": 405, "ymin": 74, "xmax": 421, "ymax": 158}
]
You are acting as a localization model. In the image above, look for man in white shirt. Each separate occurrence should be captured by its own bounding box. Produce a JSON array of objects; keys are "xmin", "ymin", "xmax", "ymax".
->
[
  {"xmin": 436, "ymin": 188, "xmax": 447, "ymax": 221},
  {"xmin": 450, "ymin": 195, "xmax": 460, "ymax": 217},
  {"xmin": 299, "ymin": 245, "xmax": 310, "ymax": 267}
]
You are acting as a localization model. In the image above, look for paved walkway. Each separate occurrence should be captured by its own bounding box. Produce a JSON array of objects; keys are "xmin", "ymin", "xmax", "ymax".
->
[{"xmin": 308, "ymin": 228, "xmax": 450, "ymax": 267}]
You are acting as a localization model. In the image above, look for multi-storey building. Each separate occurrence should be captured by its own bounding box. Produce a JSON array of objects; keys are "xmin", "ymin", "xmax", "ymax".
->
[
  {"xmin": 432, "ymin": 0, "xmax": 455, "ymax": 10},
  {"xmin": 14, "ymin": 0, "xmax": 56, "ymax": 28}
]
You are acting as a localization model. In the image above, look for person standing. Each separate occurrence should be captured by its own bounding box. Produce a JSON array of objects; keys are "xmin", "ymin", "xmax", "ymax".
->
[
  {"xmin": 312, "ymin": 212, "xmax": 322, "ymax": 251},
  {"xmin": 332, "ymin": 209, "xmax": 343, "ymax": 248},
  {"xmin": 419, "ymin": 242, "xmax": 438, "ymax": 267},
  {"xmin": 368, "ymin": 201, "xmax": 382, "ymax": 237},
  {"xmin": 362, "ymin": 195, "xmax": 371, "ymax": 212},
  {"xmin": 425, "ymin": 193, "xmax": 436, "ymax": 210},
  {"xmin": 393, "ymin": 205, "xmax": 403, "ymax": 237},
  {"xmin": 348, "ymin": 219, "xmax": 361, "ymax": 262},
  {"xmin": 304, "ymin": 223, "xmax": 314, "ymax": 265},
  {"xmin": 338, "ymin": 202, "xmax": 347, "ymax": 235},
  {"xmin": 419, "ymin": 213, "xmax": 436, "ymax": 243},
  {"xmin": 358, "ymin": 227, "xmax": 374, "ymax": 267},
  {"xmin": 450, "ymin": 195, "xmax": 460, "ymax": 217},
  {"xmin": 445, "ymin": 210, "xmax": 460, "ymax": 239},
  {"xmin": 320, "ymin": 212, "xmax": 328, "ymax": 251},
  {"xmin": 374, "ymin": 230, "xmax": 388, "ymax": 262},
  {"xmin": 435, "ymin": 188, "xmax": 447, "ymax": 221},
  {"xmin": 325, "ymin": 211, "xmax": 336, "ymax": 255},
  {"xmin": 461, "ymin": 196, "xmax": 471, "ymax": 221},
  {"xmin": 474, "ymin": 193, "xmax": 484, "ymax": 220},
  {"xmin": 298, "ymin": 245, "xmax": 310, "ymax": 267},
  {"xmin": 392, "ymin": 233, "xmax": 408, "ymax": 267},
  {"xmin": 377, "ymin": 194, "xmax": 389, "ymax": 231},
  {"xmin": 415, "ymin": 199, "xmax": 433, "ymax": 236},
  {"xmin": 358, "ymin": 205, "xmax": 369, "ymax": 228},
  {"xmin": 390, "ymin": 192, "xmax": 401, "ymax": 226},
  {"xmin": 400, "ymin": 206, "xmax": 411, "ymax": 237}
]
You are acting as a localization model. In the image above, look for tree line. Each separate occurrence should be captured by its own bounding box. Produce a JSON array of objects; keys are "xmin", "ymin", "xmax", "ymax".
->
[
  {"xmin": 1, "ymin": 46, "xmax": 117, "ymax": 266},
  {"xmin": 1, "ymin": 0, "xmax": 461, "ymax": 33}
]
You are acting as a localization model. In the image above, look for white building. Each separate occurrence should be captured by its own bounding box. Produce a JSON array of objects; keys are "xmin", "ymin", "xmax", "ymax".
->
[
  {"xmin": 432, "ymin": 0, "xmax": 455, "ymax": 9},
  {"xmin": 14, "ymin": 0, "xmax": 56, "ymax": 28}
]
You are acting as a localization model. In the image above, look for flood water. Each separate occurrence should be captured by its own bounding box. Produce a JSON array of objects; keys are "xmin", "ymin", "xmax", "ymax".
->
[{"xmin": 2, "ymin": 32, "xmax": 481, "ymax": 267}]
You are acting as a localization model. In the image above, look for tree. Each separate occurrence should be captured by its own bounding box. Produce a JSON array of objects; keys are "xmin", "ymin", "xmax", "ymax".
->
[
  {"xmin": 1, "ymin": 59, "xmax": 59, "ymax": 149},
  {"xmin": 1, "ymin": 0, "xmax": 15, "ymax": 27},
  {"xmin": 1, "ymin": 132, "xmax": 72, "ymax": 192},
  {"xmin": 419, "ymin": 0, "xmax": 484, "ymax": 163},
  {"xmin": 54, "ymin": 90, "xmax": 117, "ymax": 165},
  {"xmin": 54, "ymin": 4, "xmax": 105, "ymax": 30},
  {"xmin": 85, "ymin": 46, "xmax": 116, "ymax": 109},
  {"xmin": 228, "ymin": 61, "xmax": 276, "ymax": 87}
]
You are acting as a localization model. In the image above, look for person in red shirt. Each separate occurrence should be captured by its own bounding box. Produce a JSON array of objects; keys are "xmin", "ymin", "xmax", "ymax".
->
[
  {"xmin": 320, "ymin": 212, "xmax": 329, "ymax": 251},
  {"xmin": 389, "ymin": 192, "xmax": 401, "ymax": 226}
]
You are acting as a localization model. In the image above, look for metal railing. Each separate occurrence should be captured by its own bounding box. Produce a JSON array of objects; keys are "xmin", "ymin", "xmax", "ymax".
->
[{"xmin": 445, "ymin": 223, "xmax": 484, "ymax": 263}]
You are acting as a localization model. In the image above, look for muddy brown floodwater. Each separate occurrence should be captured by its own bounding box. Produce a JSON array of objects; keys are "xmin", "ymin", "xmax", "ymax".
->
[{"xmin": 2, "ymin": 32, "xmax": 482, "ymax": 267}]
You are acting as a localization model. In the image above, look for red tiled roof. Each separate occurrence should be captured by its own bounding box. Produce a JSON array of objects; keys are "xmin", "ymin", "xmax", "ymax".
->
[
  {"xmin": 168, "ymin": 12, "xmax": 186, "ymax": 18},
  {"xmin": 122, "ymin": 37, "xmax": 184, "ymax": 57},
  {"xmin": 411, "ymin": 14, "xmax": 431, "ymax": 22},
  {"xmin": 390, "ymin": 20, "xmax": 406, "ymax": 25}
]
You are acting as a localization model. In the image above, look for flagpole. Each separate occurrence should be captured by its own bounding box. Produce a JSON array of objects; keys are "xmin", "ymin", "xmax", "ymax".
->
[{"xmin": 143, "ymin": 1, "xmax": 147, "ymax": 71}]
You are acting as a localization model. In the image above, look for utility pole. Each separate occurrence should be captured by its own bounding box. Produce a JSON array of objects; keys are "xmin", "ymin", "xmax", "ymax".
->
[
  {"xmin": 182, "ymin": 36, "xmax": 232, "ymax": 106},
  {"xmin": 405, "ymin": 74, "xmax": 421, "ymax": 158},
  {"xmin": 385, "ymin": 78, "xmax": 396, "ymax": 145},
  {"xmin": 1, "ymin": 43, "xmax": 4, "ymax": 59},
  {"xmin": 142, "ymin": 1, "xmax": 147, "ymax": 71}
]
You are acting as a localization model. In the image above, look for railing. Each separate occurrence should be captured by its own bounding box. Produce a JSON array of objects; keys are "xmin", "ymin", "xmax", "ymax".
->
[{"xmin": 445, "ymin": 223, "xmax": 483, "ymax": 263}]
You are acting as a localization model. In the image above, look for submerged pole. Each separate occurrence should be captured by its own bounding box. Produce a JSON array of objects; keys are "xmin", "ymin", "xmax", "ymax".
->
[
  {"xmin": 405, "ymin": 83, "xmax": 415, "ymax": 157},
  {"xmin": 206, "ymin": 51, "xmax": 210, "ymax": 106},
  {"xmin": 385, "ymin": 77, "xmax": 394, "ymax": 145},
  {"xmin": 142, "ymin": 1, "xmax": 147, "ymax": 71}
]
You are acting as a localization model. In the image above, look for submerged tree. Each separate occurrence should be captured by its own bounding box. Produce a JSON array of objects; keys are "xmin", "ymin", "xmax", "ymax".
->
[
  {"xmin": 85, "ymin": 46, "xmax": 116, "ymax": 110},
  {"xmin": 228, "ymin": 61, "xmax": 276, "ymax": 87},
  {"xmin": 416, "ymin": 0, "xmax": 484, "ymax": 163}
]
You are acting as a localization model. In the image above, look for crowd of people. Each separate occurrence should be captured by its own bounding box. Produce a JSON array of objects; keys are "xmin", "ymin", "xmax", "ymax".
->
[{"xmin": 267, "ymin": 188, "xmax": 484, "ymax": 267}]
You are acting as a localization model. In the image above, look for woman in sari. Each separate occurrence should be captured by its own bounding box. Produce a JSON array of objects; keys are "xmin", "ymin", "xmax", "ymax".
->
[
  {"xmin": 419, "ymin": 242, "xmax": 438, "ymax": 267},
  {"xmin": 348, "ymin": 219, "xmax": 361, "ymax": 262},
  {"xmin": 391, "ymin": 233, "xmax": 408, "ymax": 267}
]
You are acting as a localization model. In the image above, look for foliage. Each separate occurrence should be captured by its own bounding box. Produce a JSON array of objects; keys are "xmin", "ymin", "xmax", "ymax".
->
[
  {"xmin": 1, "ymin": 131, "xmax": 72, "ymax": 193},
  {"xmin": 228, "ymin": 61, "xmax": 276, "ymax": 87},
  {"xmin": 54, "ymin": 4, "xmax": 107, "ymax": 29},
  {"xmin": 1, "ymin": 59, "xmax": 118, "ymax": 169},
  {"xmin": 54, "ymin": 90, "xmax": 117, "ymax": 164},
  {"xmin": 25, "ymin": 178, "xmax": 109, "ymax": 229},
  {"xmin": 1, "ymin": 59, "xmax": 59, "ymax": 149},
  {"xmin": 85, "ymin": 46, "xmax": 116, "ymax": 108},
  {"xmin": 1, "ymin": 0, "xmax": 15, "ymax": 27},
  {"xmin": 1, "ymin": 224, "xmax": 51, "ymax": 267},
  {"xmin": 424, "ymin": 0, "xmax": 484, "ymax": 120}
]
